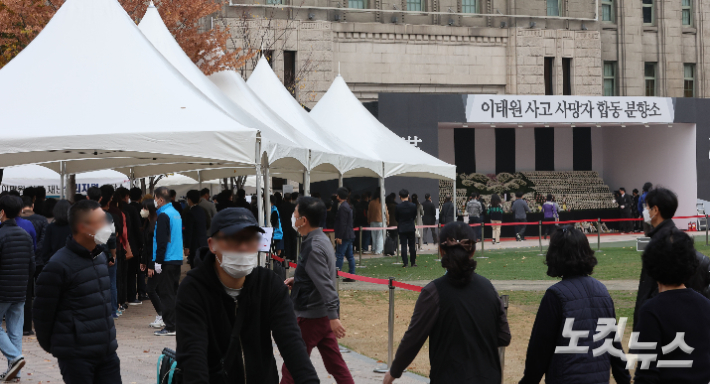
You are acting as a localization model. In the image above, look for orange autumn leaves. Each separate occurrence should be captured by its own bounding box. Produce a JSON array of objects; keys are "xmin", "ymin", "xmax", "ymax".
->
[{"xmin": 0, "ymin": 0, "xmax": 254, "ymax": 74}]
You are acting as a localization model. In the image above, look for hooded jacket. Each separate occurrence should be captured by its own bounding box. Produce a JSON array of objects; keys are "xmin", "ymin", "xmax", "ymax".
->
[{"xmin": 176, "ymin": 250, "xmax": 319, "ymax": 384}]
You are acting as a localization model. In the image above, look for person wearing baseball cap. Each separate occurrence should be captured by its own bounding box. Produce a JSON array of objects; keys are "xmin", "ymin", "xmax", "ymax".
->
[{"xmin": 175, "ymin": 207, "xmax": 319, "ymax": 384}]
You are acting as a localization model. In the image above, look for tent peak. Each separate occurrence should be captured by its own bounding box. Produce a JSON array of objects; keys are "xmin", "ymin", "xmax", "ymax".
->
[{"xmin": 149, "ymin": 1, "xmax": 155, "ymax": 7}]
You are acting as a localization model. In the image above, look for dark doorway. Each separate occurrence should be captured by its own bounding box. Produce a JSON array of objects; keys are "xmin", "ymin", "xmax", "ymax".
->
[
  {"xmin": 544, "ymin": 57, "xmax": 555, "ymax": 95},
  {"xmin": 535, "ymin": 127, "xmax": 555, "ymax": 171}
]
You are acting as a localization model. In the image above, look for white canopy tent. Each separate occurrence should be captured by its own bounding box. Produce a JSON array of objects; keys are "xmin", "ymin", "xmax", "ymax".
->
[
  {"xmin": 138, "ymin": 4, "xmax": 326, "ymax": 182},
  {"xmin": 1, "ymin": 165, "xmax": 130, "ymax": 197},
  {"xmin": 310, "ymin": 75, "xmax": 457, "ymax": 233},
  {"xmin": 0, "ymin": 0, "xmax": 261, "ymax": 199},
  {"xmin": 245, "ymin": 56, "xmax": 383, "ymax": 183}
]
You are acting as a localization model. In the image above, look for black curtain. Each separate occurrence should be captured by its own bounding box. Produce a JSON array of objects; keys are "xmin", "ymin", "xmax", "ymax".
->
[
  {"xmin": 454, "ymin": 128, "xmax": 476, "ymax": 174},
  {"xmin": 495, "ymin": 128, "xmax": 516, "ymax": 174},
  {"xmin": 535, "ymin": 128, "xmax": 555, "ymax": 171},
  {"xmin": 573, "ymin": 127, "xmax": 593, "ymax": 171}
]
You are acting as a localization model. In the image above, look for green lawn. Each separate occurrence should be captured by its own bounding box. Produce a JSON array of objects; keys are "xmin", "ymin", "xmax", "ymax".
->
[
  {"xmin": 500, "ymin": 290, "xmax": 638, "ymax": 324},
  {"xmin": 357, "ymin": 243, "xmax": 710, "ymax": 282}
]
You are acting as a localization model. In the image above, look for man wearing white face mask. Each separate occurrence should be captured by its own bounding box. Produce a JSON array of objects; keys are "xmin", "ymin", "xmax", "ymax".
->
[
  {"xmin": 176, "ymin": 207, "xmax": 318, "ymax": 384},
  {"xmin": 34, "ymin": 199, "xmax": 121, "ymax": 384},
  {"xmin": 281, "ymin": 197, "xmax": 353, "ymax": 384},
  {"xmin": 633, "ymin": 187, "xmax": 710, "ymax": 331},
  {"xmin": 150, "ymin": 187, "xmax": 183, "ymax": 337}
]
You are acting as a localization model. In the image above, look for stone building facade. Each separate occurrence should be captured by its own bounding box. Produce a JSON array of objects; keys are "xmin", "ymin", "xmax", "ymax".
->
[{"xmin": 218, "ymin": 0, "xmax": 710, "ymax": 106}]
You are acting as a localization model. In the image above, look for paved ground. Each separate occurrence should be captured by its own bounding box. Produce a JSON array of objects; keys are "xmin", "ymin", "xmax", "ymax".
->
[{"xmin": 16, "ymin": 302, "xmax": 427, "ymax": 384}]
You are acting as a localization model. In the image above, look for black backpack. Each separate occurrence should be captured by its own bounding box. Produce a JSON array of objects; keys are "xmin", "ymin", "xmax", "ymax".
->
[{"xmin": 384, "ymin": 233, "xmax": 397, "ymax": 256}]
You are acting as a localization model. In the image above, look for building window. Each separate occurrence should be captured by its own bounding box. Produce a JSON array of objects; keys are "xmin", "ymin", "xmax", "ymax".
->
[
  {"xmin": 284, "ymin": 51, "xmax": 296, "ymax": 98},
  {"xmin": 349, "ymin": 0, "xmax": 365, "ymax": 8},
  {"xmin": 601, "ymin": 0, "xmax": 614, "ymax": 22},
  {"xmin": 643, "ymin": 0, "xmax": 654, "ymax": 25},
  {"xmin": 603, "ymin": 61, "xmax": 616, "ymax": 96},
  {"xmin": 547, "ymin": 0, "xmax": 560, "ymax": 16},
  {"xmin": 562, "ymin": 58, "xmax": 572, "ymax": 95},
  {"xmin": 645, "ymin": 62, "xmax": 656, "ymax": 96},
  {"xmin": 267, "ymin": 0, "xmax": 282, "ymax": 4},
  {"xmin": 407, "ymin": 0, "xmax": 423, "ymax": 11},
  {"xmin": 684, "ymin": 63, "xmax": 695, "ymax": 97},
  {"xmin": 682, "ymin": 0, "xmax": 692, "ymax": 26},
  {"xmin": 544, "ymin": 57, "xmax": 554, "ymax": 95},
  {"xmin": 461, "ymin": 0, "xmax": 476, "ymax": 13}
]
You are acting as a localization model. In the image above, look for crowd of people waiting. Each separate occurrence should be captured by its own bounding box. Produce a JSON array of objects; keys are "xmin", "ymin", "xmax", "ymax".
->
[{"xmin": 1, "ymin": 182, "xmax": 709, "ymax": 384}]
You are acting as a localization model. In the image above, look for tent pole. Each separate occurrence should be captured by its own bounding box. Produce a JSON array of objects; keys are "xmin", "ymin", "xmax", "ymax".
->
[
  {"xmin": 304, "ymin": 171, "xmax": 311, "ymax": 197},
  {"xmin": 59, "ymin": 161, "xmax": 66, "ymax": 200},
  {"xmin": 338, "ymin": 173, "xmax": 343, "ymax": 188},
  {"xmin": 197, "ymin": 171, "xmax": 202, "ymax": 190},
  {"xmin": 304, "ymin": 150, "xmax": 311, "ymax": 197},
  {"xmin": 129, "ymin": 167, "xmax": 135, "ymax": 187},
  {"xmin": 255, "ymin": 138, "xmax": 264, "ymax": 227},
  {"xmin": 264, "ymin": 165, "xmax": 271, "ymax": 226},
  {"xmin": 380, "ymin": 162, "xmax": 386, "ymax": 246}
]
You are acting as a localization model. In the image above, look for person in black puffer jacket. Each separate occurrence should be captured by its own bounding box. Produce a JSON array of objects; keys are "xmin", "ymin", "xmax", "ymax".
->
[
  {"xmin": 33, "ymin": 200, "xmax": 120, "ymax": 384},
  {"xmin": 0, "ymin": 195, "xmax": 35, "ymax": 382}
]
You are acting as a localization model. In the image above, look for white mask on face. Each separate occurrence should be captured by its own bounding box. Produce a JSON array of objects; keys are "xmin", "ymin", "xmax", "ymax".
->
[
  {"xmin": 92, "ymin": 223, "xmax": 114, "ymax": 245},
  {"xmin": 643, "ymin": 208, "xmax": 654, "ymax": 224},
  {"xmin": 216, "ymin": 250, "xmax": 257, "ymax": 279},
  {"xmin": 291, "ymin": 213, "xmax": 303, "ymax": 232},
  {"xmin": 140, "ymin": 209, "xmax": 149, "ymax": 219}
]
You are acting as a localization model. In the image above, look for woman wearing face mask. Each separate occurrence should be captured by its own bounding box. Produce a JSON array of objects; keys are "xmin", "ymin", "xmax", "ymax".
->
[{"xmin": 175, "ymin": 207, "xmax": 319, "ymax": 384}]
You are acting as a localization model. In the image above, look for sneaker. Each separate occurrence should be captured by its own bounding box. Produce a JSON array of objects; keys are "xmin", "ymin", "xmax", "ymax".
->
[
  {"xmin": 112, "ymin": 313, "xmax": 120, "ymax": 319},
  {"xmin": 0, "ymin": 356, "xmax": 25, "ymax": 382},
  {"xmin": 342, "ymin": 278, "xmax": 356, "ymax": 283},
  {"xmin": 138, "ymin": 294, "xmax": 150, "ymax": 301},
  {"xmin": 150, "ymin": 316, "xmax": 165, "ymax": 328},
  {"xmin": 516, "ymin": 234, "xmax": 521, "ymax": 241},
  {"xmin": 412, "ymin": 264, "xmax": 418, "ymax": 267},
  {"xmin": 154, "ymin": 328, "xmax": 176, "ymax": 336},
  {"xmin": 127, "ymin": 300, "xmax": 142, "ymax": 306},
  {"xmin": 23, "ymin": 330, "xmax": 34, "ymax": 336}
]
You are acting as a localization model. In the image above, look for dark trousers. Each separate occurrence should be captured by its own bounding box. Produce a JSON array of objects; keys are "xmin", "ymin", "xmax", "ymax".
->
[
  {"xmin": 515, "ymin": 218, "xmax": 527, "ymax": 239},
  {"xmin": 125, "ymin": 257, "xmax": 139, "ymax": 302},
  {"xmin": 23, "ymin": 277, "xmax": 34, "ymax": 333},
  {"xmin": 399, "ymin": 231, "xmax": 416, "ymax": 266},
  {"xmin": 542, "ymin": 217, "xmax": 556, "ymax": 237},
  {"xmin": 117, "ymin": 251, "xmax": 127, "ymax": 305},
  {"xmin": 468, "ymin": 216, "xmax": 482, "ymax": 241},
  {"xmin": 284, "ymin": 229, "xmax": 298, "ymax": 260},
  {"xmin": 146, "ymin": 274, "xmax": 162, "ymax": 316},
  {"xmin": 280, "ymin": 317, "xmax": 354, "ymax": 384},
  {"xmin": 137, "ymin": 269, "xmax": 147, "ymax": 297},
  {"xmin": 58, "ymin": 351, "xmax": 122, "ymax": 384},
  {"xmin": 157, "ymin": 264, "xmax": 181, "ymax": 331},
  {"xmin": 620, "ymin": 210, "xmax": 633, "ymax": 233},
  {"xmin": 362, "ymin": 230, "xmax": 372, "ymax": 251}
]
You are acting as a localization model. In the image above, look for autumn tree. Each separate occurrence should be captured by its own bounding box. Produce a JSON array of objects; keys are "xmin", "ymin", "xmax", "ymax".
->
[
  {"xmin": 1, "ymin": 0, "xmax": 254, "ymax": 75},
  {"xmin": 0, "ymin": 0, "xmax": 61, "ymax": 68}
]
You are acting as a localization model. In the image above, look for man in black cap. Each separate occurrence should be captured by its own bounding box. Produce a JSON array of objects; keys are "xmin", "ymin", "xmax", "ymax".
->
[{"xmin": 175, "ymin": 208, "xmax": 319, "ymax": 384}]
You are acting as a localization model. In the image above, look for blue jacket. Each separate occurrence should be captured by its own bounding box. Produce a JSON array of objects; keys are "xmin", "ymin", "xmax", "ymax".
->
[
  {"xmin": 271, "ymin": 206, "xmax": 283, "ymax": 240},
  {"xmin": 638, "ymin": 191, "xmax": 648, "ymax": 214},
  {"xmin": 153, "ymin": 203, "xmax": 183, "ymax": 264}
]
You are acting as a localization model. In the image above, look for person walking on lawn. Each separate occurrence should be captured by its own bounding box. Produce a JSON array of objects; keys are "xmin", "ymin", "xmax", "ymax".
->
[
  {"xmin": 334, "ymin": 187, "xmax": 356, "ymax": 281},
  {"xmin": 282, "ymin": 197, "xmax": 353, "ymax": 384}
]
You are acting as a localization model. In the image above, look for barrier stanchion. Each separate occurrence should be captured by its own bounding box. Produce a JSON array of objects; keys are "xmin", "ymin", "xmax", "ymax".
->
[
  {"xmin": 374, "ymin": 277, "xmax": 396, "ymax": 374},
  {"xmin": 437, "ymin": 223, "xmax": 442, "ymax": 262},
  {"xmin": 706, "ymin": 215, "xmax": 709, "ymax": 246},
  {"xmin": 498, "ymin": 295, "xmax": 509, "ymax": 384},
  {"xmin": 597, "ymin": 218, "xmax": 601, "ymax": 251},
  {"xmin": 538, "ymin": 221, "xmax": 544, "ymax": 255},
  {"xmin": 358, "ymin": 226, "xmax": 363, "ymax": 266},
  {"xmin": 480, "ymin": 222, "xmax": 485, "ymax": 257}
]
